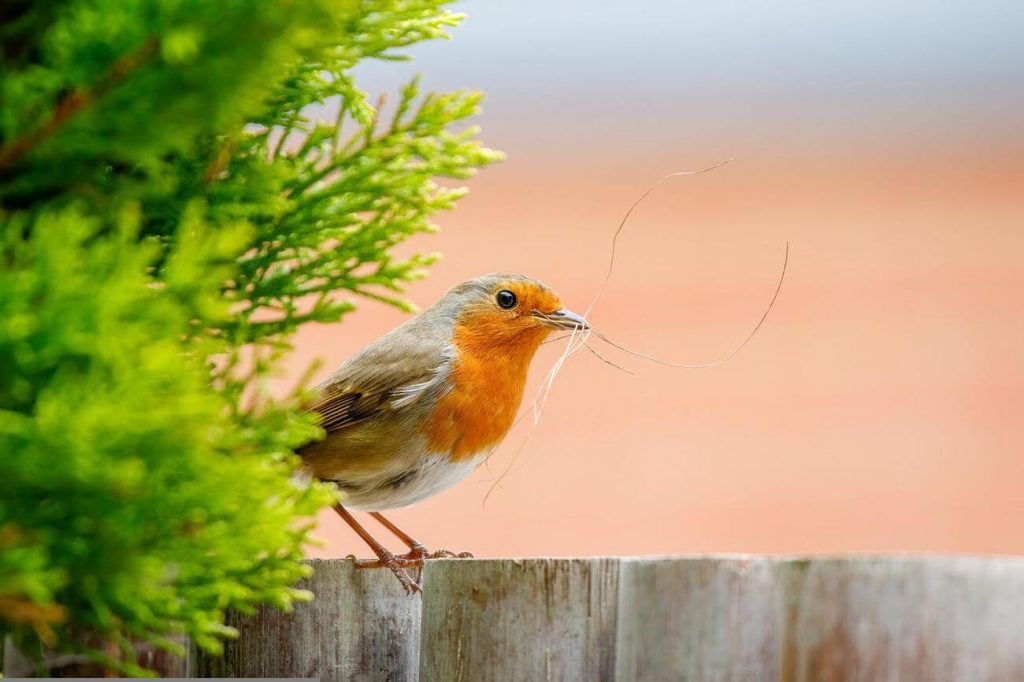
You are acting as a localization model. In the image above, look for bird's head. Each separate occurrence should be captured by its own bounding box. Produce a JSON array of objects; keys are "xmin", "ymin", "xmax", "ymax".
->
[{"xmin": 439, "ymin": 273, "xmax": 588, "ymax": 353}]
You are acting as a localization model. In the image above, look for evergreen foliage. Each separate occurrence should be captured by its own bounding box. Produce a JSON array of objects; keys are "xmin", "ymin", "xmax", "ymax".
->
[{"xmin": 0, "ymin": 0, "xmax": 500, "ymax": 673}]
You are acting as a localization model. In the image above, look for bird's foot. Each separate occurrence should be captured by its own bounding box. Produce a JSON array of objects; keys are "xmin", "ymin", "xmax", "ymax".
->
[
  {"xmin": 352, "ymin": 548, "xmax": 422, "ymax": 594},
  {"xmin": 353, "ymin": 545, "xmax": 473, "ymax": 570},
  {"xmin": 355, "ymin": 543, "xmax": 427, "ymax": 569}
]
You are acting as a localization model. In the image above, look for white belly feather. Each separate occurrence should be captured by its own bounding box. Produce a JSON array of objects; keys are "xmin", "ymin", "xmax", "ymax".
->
[{"xmin": 341, "ymin": 451, "xmax": 488, "ymax": 511}]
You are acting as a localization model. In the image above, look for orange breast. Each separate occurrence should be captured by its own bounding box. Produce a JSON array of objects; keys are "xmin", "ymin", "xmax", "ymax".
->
[{"xmin": 423, "ymin": 321, "xmax": 547, "ymax": 460}]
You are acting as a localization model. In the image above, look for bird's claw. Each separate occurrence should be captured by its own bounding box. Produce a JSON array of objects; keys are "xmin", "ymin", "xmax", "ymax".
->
[
  {"xmin": 350, "ymin": 546, "xmax": 473, "ymax": 593},
  {"xmin": 425, "ymin": 548, "xmax": 474, "ymax": 559},
  {"xmin": 352, "ymin": 550, "xmax": 422, "ymax": 594}
]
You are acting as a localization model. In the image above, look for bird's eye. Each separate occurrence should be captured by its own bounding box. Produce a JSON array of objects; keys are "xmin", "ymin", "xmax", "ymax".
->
[{"xmin": 495, "ymin": 289, "xmax": 518, "ymax": 309}]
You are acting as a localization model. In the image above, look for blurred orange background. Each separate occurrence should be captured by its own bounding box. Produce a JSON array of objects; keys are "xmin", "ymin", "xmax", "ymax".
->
[{"xmin": 292, "ymin": 2, "xmax": 1024, "ymax": 557}]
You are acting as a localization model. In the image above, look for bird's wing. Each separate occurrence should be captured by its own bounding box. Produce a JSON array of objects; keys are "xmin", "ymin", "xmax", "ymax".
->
[{"xmin": 303, "ymin": 341, "xmax": 451, "ymax": 435}]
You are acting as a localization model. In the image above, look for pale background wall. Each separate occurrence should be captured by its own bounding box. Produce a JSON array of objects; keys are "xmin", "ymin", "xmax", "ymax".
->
[{"xmin": 288, "ymin": 1, "xmax": 1024, "ymax": 557}]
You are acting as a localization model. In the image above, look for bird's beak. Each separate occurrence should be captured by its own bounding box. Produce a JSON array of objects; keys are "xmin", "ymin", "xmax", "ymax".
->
[{"xmin": 535, "ymin": 308, "xmax": 589, "ymax": 331}]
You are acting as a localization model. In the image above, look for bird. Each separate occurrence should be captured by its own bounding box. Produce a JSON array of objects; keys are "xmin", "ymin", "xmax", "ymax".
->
[{"xmin": 298, "ymin": 273, "xmax": 588, "ymax": 592}]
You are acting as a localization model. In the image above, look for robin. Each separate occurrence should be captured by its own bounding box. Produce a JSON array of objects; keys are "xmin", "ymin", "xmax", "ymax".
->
[{"xmin": 299, "ymin": 273, "xmax": 588, "ymax": 592}]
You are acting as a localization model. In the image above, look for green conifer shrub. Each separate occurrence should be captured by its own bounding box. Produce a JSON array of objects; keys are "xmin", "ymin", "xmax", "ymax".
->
[{"xmin": 0, "ymin": 0, "xmax": 501, "ymax": 674}]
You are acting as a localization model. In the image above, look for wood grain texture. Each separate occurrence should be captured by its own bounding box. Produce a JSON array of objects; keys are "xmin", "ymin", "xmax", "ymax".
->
[
  {"xmin": 190, "ymin": 558, "xmax": 421, "ymax": 681},
  {"xmin": 779, "ymin": 557, "xmax": 1024, "ymax": 682},
  {"xmin": 181, "ymin": 556, "xmax": 1024, "ymax": 682},
  {"xmin": 615, "ymin": 557, "xmax": 783, "ymax": 681},
  {"xmin": 419, "ymin": 558, "xmax": 620, "ymax": 681}
]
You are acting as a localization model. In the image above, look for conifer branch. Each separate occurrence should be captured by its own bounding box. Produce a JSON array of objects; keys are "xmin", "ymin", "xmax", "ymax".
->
[{"xmin": 0, "ymin": 38, "xmax": 159, "ymax": 169}]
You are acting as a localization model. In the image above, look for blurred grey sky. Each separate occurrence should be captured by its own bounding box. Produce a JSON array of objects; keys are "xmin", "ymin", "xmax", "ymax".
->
[{"xmin": 355, "ymin": 1, "xmax": 1024, "ymax": 147}]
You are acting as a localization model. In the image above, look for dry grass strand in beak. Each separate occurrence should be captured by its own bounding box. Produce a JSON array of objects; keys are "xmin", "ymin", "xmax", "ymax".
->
[
  {"xmin": 532, "ymin": 324, "xmax": 590, "ymax": 424},
  {"xmin": 482, "ymin": 324, "xmax": 590, "ymax": 507}
]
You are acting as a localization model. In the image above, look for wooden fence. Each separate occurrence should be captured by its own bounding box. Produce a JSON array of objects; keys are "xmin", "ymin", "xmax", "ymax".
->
[{"xmin": 185, "ymin": 556, "xmax": 1024, "ymax": 681}]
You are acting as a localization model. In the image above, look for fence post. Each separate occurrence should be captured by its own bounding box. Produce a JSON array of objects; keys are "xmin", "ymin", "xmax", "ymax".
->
[
  {"xmin": 181, "ymin": 556, "xmax": 1024, "ymax": 682},
  {"xmin": 614, "ymin": 557, "xmax": 783, "ymax": 681},
  {"xmin": 419, "ymin": 557, "xmax": 620, "ymax": 680},
  {"xmin": 190, "ymin": 558, "xmax": 421, "ymax": 680}
]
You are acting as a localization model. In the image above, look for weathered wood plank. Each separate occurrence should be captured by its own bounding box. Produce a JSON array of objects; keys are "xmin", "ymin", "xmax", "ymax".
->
[
  {"xmin": 780, "ymin": 557, "xmax": 1024, "ymax": 682},
  {"xmin": 189, "ymin": 558, "xmax": 421, "ymax": 681},
  {"xmin": 615, "ymin": 556, "xmax": 783, "ymax": 681},
  {"xmin": 418, "ymin": 558, "xmax": 620, "ymax": 681},
  {"xmin": 614, "ymin": 556, "xmax": 1024, "ymax": 682}
]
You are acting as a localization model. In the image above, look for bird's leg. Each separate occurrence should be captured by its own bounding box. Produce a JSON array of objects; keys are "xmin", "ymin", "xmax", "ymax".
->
[
  {"xmin": 369, "ymin": 511, "xmax": 474, "ymax": 560},
  {"xmin": 368, "ymin": 511, "xmax": 429, "ymax": 559},
  {"xmin": 332, "ymin": 504, "xmax": 421, "ymax": 594}
]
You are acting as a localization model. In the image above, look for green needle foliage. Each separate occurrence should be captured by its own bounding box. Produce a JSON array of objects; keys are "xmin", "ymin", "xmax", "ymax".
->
[{"xmin": 0, "ymin": 0, "xmax": 501, "ymax": 674}]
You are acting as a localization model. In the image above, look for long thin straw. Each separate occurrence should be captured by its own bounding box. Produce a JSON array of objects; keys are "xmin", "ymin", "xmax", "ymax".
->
[
  {"xmin": 590, "ymin": 240, "xmax": 789, "ymax": 368},
  {"xmin": 584, "ymin": 158, "xmax": 735, "ymax": 319}
]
